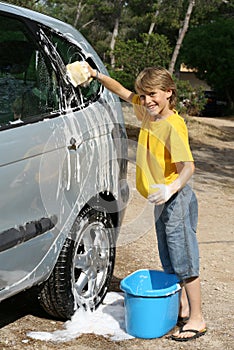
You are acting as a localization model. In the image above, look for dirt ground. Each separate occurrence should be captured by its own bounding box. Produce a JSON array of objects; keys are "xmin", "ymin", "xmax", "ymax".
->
[{"xmin": 0, "ymin": 107, "xmax": 233, "ymax": 350}]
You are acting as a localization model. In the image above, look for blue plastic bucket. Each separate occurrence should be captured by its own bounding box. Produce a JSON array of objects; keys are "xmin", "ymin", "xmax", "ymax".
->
[{"xmin": 120, "ymin": 269, "xmax": 181, "ymax": 339}]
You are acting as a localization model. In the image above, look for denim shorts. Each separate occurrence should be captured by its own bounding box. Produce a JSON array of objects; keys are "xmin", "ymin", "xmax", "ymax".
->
[{"xmin": 154, "ymin": 184, "xmax": 199, "ymax": 281}]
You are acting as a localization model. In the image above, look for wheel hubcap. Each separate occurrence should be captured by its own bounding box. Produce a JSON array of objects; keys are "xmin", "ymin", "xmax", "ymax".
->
[{"xmin": 73, "ymin": 221, "xmax": 110, "ymax": 308}]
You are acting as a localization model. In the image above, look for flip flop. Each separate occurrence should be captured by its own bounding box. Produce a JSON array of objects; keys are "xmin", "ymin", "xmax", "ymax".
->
[
  {"xmin": 177, "ymin": 316, "xmax": 189, "ymax": 327},
  {"xmin": 171, "ymin": 327, "xmax": 207, "ymax": 342}
]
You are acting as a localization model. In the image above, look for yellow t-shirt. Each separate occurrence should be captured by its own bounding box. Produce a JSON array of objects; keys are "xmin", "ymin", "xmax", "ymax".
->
[{"xmin": 132, "ymin": 94, "xmax": 194, "ymax": 198}]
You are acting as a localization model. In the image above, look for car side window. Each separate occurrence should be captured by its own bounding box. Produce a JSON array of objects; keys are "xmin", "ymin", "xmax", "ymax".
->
[
  {"xmin": 43, "ymin": 29, "xmax": 102, "ymax": 106},
  {"xmin": 0, "ymin": 15, "xmax": 60, "ymax": 128}
]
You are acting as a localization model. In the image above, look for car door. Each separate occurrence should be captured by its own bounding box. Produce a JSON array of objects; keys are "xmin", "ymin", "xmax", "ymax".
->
[
  {"xmin": 0, "ymin": 13, "xmax": 70, "ymax": 292},
  {"xmin": 0, "ymin": 11, "xmax": 122, "ymax": 297}
]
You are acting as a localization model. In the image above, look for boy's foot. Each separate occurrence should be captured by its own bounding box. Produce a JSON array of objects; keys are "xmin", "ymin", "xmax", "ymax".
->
[
  {"xmin": 171, "ymin": 325, "xmax": 207, "ymax": 342},
  {"xmin": 172, "ymin": 318, "xmax": 206, "ymax": 341}
]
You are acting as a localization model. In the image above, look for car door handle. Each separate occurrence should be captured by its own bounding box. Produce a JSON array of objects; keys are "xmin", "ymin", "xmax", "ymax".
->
[{"xmin": 68, "ymin": 137, "xmax": 77, "ymax": 150}]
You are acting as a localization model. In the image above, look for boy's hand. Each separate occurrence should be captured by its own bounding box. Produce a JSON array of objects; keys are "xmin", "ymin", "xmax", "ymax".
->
[
  {"xmin": 148, "ymin": 184, "xmax": 173, "ymax": 205},
  {"xmin": 85, "ymin": 62, "xmax": 97, "ymax": 78}
]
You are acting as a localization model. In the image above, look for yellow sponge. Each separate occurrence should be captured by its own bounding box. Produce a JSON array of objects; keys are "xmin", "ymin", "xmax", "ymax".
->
[{"xmin": 66, "ymin": 61, "xmax": 92, "ymax": 87}]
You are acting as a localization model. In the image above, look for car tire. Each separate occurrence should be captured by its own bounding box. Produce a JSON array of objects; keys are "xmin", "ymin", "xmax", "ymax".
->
[{"xmin": 38, "ymin": 205, "xmax": 116, "ymax": 320}]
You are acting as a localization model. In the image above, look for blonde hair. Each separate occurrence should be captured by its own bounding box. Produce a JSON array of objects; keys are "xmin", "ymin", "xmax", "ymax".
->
[{"xmin": 134, "ymin": 67, "xmax": 177, "ymax": 109}]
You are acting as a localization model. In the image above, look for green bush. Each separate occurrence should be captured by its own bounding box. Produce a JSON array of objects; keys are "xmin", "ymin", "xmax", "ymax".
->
[{"xmin": 176, "ymin": 79, "xmax": 206, "ymax": 116}]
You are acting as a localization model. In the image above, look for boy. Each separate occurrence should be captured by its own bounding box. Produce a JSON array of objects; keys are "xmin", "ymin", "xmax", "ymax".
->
[{"xmin": 86, "ymin": 64, "xmax": 207, "ymax": 341}]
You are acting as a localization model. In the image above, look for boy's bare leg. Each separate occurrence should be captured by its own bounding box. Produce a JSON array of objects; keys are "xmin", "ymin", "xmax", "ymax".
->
[
  {"xmin": 179, "ymin": 285, "xmax": 190, "ymax": 318},
  {"xmin": 173, "ymin": 277, "xmax": 206, "ymax": 339}
]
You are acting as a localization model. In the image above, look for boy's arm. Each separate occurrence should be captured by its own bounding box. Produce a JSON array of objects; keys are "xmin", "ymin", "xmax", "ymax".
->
[
  {"xmin": 88, "ymin": 65, "xmax": 134, "ymax": 103},
  {"xmin": 148, "ymin": 161, "xmax": 195, "ymax": 205},
  {"xmin": 169, "ymin": 161, "xmax": 195, "ymax": 194}
]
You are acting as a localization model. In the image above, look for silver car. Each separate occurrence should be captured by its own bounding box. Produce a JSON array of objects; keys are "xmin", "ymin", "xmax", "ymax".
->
[{"xmin": 0, "ymin": 2, "xmax": 128, "ymax": 319}]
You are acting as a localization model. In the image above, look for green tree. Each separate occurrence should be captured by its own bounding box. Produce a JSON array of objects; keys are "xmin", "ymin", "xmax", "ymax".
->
[
  {"xmin": 110, "ymin": 33, "xmax": 172, "ymax": 90},
  {"xmin": 180, "ymin": 18, "xmax": 234, "ymax": 109},
  {"xmin": 193, "ymin": 0, "xmax": 234, "ymax": 24},
  {"xmin": 3, "ymin": 0, "xmax": 41, "ymax": 10},
  {"xmin": 5, "ymin": 0, "xmax": 233, "ymax": 113}
]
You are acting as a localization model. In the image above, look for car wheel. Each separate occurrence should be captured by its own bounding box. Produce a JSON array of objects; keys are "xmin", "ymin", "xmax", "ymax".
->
[{"xmin": 38, "ymin": 205, "xmax": 116, "ymax": 319}]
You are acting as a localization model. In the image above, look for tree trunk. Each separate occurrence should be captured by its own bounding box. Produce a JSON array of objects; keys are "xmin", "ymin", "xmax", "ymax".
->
[
  {"xmin": 169, "ymin": 0, "xmax": 195, "ymax": 74},
  {"xmin": 110, "ymin": 16, "xmax": 120, "ymax": 68},
  {"xmin": 73, "ymin": 1, "xmax": 85, "ymax": 28},
  {"xmin": 148, "ymin": 0, "xmax": 162, "ymax": 35}
]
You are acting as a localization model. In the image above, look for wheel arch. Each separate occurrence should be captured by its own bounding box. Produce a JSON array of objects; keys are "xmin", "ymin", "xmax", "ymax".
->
[{"xmin": 86, "ymin": 191, "xmax": 121, "ymax": 232}]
